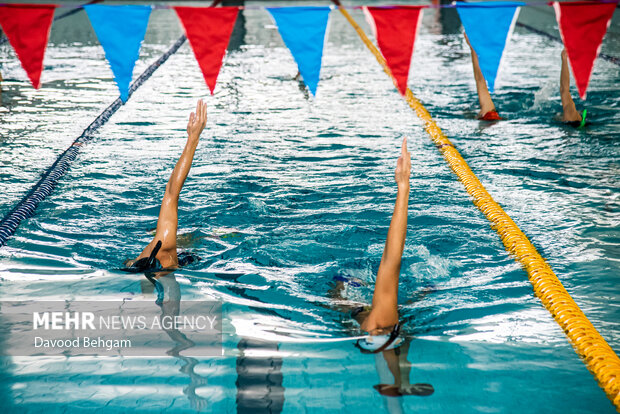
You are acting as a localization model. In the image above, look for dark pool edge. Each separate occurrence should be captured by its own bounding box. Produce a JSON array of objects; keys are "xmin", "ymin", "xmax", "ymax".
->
[
  {"xmin": 516, "ymin": 22, "xmax": 620, "ymax": 66},
  {"xmin": 0, "ymin": 2, "xmax": 97, "ymax": 46}
]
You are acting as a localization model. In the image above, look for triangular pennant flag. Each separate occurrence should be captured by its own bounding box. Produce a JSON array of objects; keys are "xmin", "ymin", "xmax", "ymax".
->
[
  {"xmin": 0, "ymin": 4, "xmax": 56, "ymax": 89},
  {"xmin": 456, "ymin": 2, "xmax": 524, "ymax": 93},
  {"xmin": 175, "ymin": 7, "xmax": 239, "ymax": 95},
  {"xmin": 553, "ymin": 1, "xmax": 616, "ymax": 100},
  {"xmin": 266, "ymin": 7, "xmax": 331, "ymax": 96},
  {"xmin": 363, "ymin": 6, "xmax": 424, "ymax": 95},
  {"xmin": 84, "ymin": 5, "xmax": 151, "ymax": 102}
]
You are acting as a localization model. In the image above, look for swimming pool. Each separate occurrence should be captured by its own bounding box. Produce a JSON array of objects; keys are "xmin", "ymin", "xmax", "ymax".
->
[{"xmin": 0, "ymin": 2, "xmax": 619, "ymax": 412}]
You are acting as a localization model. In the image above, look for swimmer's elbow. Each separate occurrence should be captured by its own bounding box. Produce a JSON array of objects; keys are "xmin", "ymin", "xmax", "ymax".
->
[
  {"xmin": 377, "ymin": 261, "xmax": 401, "ymax": 281},
  {"xmin": 380, "ymin": 256, "xmax": 402, "ymax": 272},
  {"xmin": 163, "ymin": 182, "xmax": 179, "ymax": 200},
  {"xmin": 560, "ymin": 83, "xmax": 572, "ymax": 99}
]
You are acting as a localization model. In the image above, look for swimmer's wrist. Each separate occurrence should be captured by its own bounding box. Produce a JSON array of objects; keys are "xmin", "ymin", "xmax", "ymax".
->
[{"xmin": 397, "ymin": 183, "xmax": 410, "ymax": 192}]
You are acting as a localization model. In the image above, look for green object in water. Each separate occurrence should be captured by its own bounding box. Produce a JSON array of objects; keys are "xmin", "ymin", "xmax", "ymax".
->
[{"xmin": 579, "ymin": 109, "xmax": 587, "ymax": 128}]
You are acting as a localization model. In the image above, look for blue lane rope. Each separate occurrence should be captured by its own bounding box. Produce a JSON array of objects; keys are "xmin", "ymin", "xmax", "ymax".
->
[
  {"xmin": 516, "ymin": 22, "xmax": 620, "ymax": 66},
  {"xmin": 0, "ymin": 35, "xmax": 187, "ymax": 248}
]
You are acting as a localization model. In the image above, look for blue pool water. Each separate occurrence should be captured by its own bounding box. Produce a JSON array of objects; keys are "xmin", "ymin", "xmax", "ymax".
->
[{"xmin": 0, "ymin": 3, "xmax": 619, "ymax": 413}]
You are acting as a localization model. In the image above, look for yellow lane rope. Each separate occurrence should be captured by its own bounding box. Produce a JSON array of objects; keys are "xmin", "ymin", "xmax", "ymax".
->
[{"xmin": 335, "ymin": 5, "xmax": 620, "ymax": 409}]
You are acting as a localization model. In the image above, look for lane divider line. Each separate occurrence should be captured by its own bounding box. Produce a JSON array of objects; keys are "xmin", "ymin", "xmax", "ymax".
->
[
  {"xmin": 0, "ymin": 35, "xmax": 187, "ymax": 248},
  {"xmin": 334, "ymin": 3, "xmax": 620, "ymax": 409}
]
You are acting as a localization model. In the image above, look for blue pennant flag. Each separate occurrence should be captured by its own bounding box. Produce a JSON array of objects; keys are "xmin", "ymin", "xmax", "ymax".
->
[
  {"xmin": 267, "ymin": 6, "xmax": 331, "ymax": 96},
  {"xmin": 456, "ymin": 2, "xmax": 524, "ymax": 92},
  {"xmin": 85, "ymin": 5, "xmax": 151, "ymax": 102}
]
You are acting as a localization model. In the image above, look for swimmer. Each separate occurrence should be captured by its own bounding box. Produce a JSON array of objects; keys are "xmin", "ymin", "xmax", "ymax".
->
[
  {"xmin": 560, "ymin": 48, "xmax": 587, "ymax": 127},
  {"xmin": 329, "ymin": 138, "xmax": 434, "ymax": 396},
  {"xmin": 351, "ymin": 136, "xmax": 411, "ymax": 352},
  {"xmin": 465, "ymin": 33, "xmax": 502, "ymax": 121},
  {"xmin": 123, "ymin": 99, "xmax": 207, "ymax": 272}
]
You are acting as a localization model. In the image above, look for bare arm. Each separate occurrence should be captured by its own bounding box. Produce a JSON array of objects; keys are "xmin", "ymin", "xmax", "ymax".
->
[
  {"xmin": 135, "ymin": 100, "xmax": 207, "ymax": 267},
  {"xmin": 465, "ymin": 34, "xmax": 496, "ymax": 118},
  {"xmin": 361, "ymin": 137, "xmax": 411, "ymax": 332},
  {"xmin": 164, "ymin": 104, "xmax": 204, "ymax": 208},
  {"xmin": 560, "ymin": 49, "xmax": 582, "ymax": 122}
]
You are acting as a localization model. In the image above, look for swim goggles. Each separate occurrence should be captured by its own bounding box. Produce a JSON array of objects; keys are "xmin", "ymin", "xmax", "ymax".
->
[
  {"xmin": 121, "ymin": 240, "xmax": 163, "ymax": 273},
  {"xmin": 356, "ymin": 323, "xmax": 403, "ymax": 354}
]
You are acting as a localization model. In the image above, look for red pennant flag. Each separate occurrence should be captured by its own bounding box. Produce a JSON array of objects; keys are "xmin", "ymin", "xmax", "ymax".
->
[
  {"xmin": 553, "ymin": 1, "xmax": 616, "ymax": 100},
  {"xmin": 364, "ymin": 6, "xmax": 424, "ymax": 95},
  {"xmin": 175, "ymin": 7, "xmax": 238, "ymax": 95},
  {"xmin": 0, "ymin": 4, "xmax": 56, "ymax": 89}
]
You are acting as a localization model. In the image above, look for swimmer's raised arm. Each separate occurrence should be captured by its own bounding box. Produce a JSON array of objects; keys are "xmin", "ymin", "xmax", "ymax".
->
[
  {"xmin": 166, "ymin": 99, "xmax": 207, "ymax": 200},
  {"xmin": 132, "ymin": 99, "xmax": 207, "ymax": 268},
  {"xmin": 361, "ymin": 137, "xmax": 411, "ymax": 332}
]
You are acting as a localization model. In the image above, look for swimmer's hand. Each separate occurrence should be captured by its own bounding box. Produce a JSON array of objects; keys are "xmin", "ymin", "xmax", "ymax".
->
[
  {"xmin": 394, "ymin": 137, "xmax": 411, "ymax": 190},
  {"xmin": 187, "ymin": 99, "xmax": 207, "ymax": 141}
]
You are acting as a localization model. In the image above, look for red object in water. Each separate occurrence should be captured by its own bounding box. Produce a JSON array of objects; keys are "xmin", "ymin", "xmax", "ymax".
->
[
  {"xmin": 364, "ymin": 6, "xmax": 425, "ymax": 95},
  {"xmin": 553, "ymin": 1, "xmax": 616, "ymax": 100},
  {"xmin": 480, "ymin": 109, "xmax": 504, "ymax": 121},
  {"xmin": 0, "ymin": 4, "xmax": 56, "ymax": 89},
  {"xmin": 480, "ymin": 110, "xmax": 502, "ymax": 121},
  {"xmin": 175, "ymin": 7, "xmax": 238, "ymax": 95}
]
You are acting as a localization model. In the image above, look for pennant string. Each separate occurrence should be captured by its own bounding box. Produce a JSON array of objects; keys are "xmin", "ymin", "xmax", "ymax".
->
[
  {"xmin": 54, "ymin": 0, "xmax": 101, "ymax": 20},
  {"xmin": 0, "ymin": 0, "xmax": 617, "ymax": 95}
]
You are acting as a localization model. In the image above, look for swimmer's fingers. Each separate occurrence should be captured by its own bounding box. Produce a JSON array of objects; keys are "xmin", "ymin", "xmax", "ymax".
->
[
  {"xmin": 394, "ymin": 158, "xmax": 410, "ymax": 187},
  {"xmin": 199, "ymin": 99, "xmax": 207, "ymax": 127},
  {"xmin": 187, "ymin": 111, "xmax": 196, "ymax": 136},
  {"xmin": 187, "ymin": 99, "xmax": 207, "ymax": 138},
  {"xmin": 394, "ymin": 137, "xmax": 411, "ymax": 186},
  {"xmin": 195, "ymin": 99, "xmax": 202, "ymax": 120},
  {"xmin": 194, "ymin": 99, "xmax": 207, "ymax": 128},
  {"xmin": 401, "ymin": 137, "xmax": 411, "ymax": 169}
]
